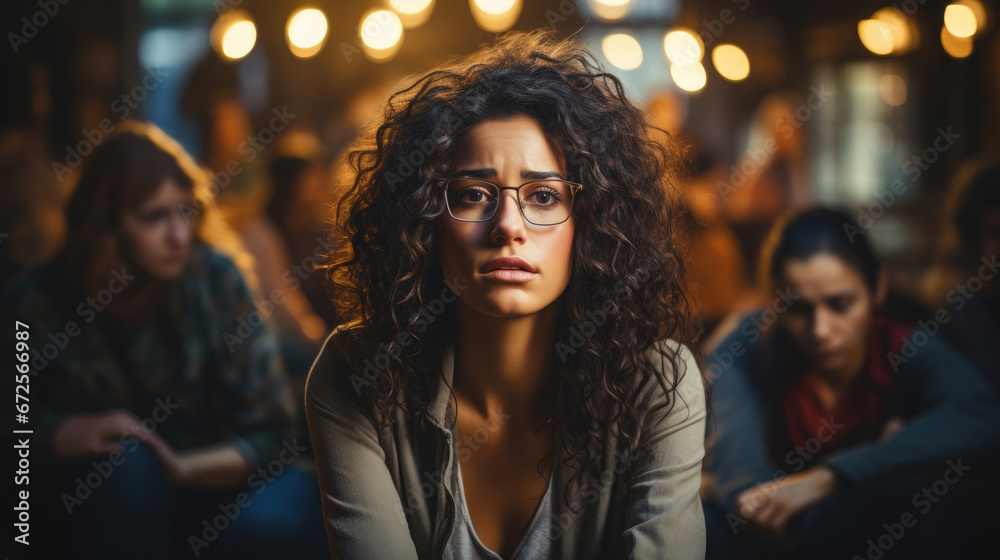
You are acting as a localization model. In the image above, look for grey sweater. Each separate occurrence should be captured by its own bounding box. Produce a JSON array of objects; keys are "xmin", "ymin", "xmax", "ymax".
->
[{"xmin": 304, "ymin": 325, "xmax": 708, "ymax": 559}]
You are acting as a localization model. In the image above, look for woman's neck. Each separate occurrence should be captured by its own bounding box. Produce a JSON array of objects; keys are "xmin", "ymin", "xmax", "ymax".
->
[
  {"xmin": 809, "ymin": 344, "xmax": 869, "ymax": 411},
  {"xmin": 452, "ymin": 299, "xmax": 558, "ymax": 422},
  {"xmin": 104, "ymin": 273, "xmax": 170, "ymax": 325}
]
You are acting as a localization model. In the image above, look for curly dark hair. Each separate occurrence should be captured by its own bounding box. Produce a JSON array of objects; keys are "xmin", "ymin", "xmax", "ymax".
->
[{"xmin": 326, "ymin": 29, "xmax": 702, "ymax": 510}]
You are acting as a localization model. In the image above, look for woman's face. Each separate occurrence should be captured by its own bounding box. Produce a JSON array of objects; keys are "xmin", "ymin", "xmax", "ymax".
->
[
  {"xmin": 777, "ymin": 253, "xmax": 876, "ymax": 375},
  {"xmin": 437, "ymin": 115, "xmax": 575, "ymax": 318},
  {"xmin": 119, "ymin": 179, "xmax": 195, "ymax": 280}
]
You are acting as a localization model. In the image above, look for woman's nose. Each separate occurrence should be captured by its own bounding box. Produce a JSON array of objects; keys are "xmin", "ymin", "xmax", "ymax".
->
[
  {"xmin": 489, "ymin": 191, "xmax": 527, "ymax": 245},
  {"xmin": 168, "ymin": 214, "xmax": 192, "ymax": 246}
]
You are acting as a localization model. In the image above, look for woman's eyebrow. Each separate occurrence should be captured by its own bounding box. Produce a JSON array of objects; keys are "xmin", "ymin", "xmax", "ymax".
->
[
  {"xmin": 452, "ymin": 168, "xmax": 566, "ymax": 180},
  {"xmin": 522, "ymin": 170, "xmax": 566, "ymax": 180},
  {"xmin": 453, "ymin": 168, "xmax": 495, "ymax": 178},
  {"xmin": 823, "ymin": 290, "xmax": 856, "ymax": 302}
]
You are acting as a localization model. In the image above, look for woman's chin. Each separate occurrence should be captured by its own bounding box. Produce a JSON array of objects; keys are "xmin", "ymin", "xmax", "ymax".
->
[{"xmin": 469, "ymin": 294, "xmax": 552, "ymax": 319}]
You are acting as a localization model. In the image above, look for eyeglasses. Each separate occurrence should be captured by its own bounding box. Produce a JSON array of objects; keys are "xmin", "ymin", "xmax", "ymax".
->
[{"xmin": 436, "ymin": 177, "xmax": 583, "ymax": 226}]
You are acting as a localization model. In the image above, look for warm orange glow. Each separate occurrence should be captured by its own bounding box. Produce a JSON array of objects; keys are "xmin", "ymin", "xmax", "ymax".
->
[
  {"xmin": 941, "ymin": 25, "xmax": 973, "ymax": 58},
  {"xmin": 872, "ymin": 7, "xmax": 914, "ymax": 54},
  {"xmin": 211, "ymin": 11, "xmax": 257, "ymax": 60},
  {"xmin": 879, "ymin": 74, "xmax": 907, "ymax": 106},
  {"xmin": 602, "ymin": 33, "xmax": 643, "ymax": 70},
  {"xmin": 469, "ymin": 0, "xmax": 522, "ymax": 32},
  {"xmin": 589, "ymin": 0, "xmax": 632, "ymax": 22},
  {"xmin": 671, "ymin": 62, "xmax": 706, "ymax": 93},
  {"xmin": 663, "ymin": 29, "xmax": 703, "ymax": 67},
  {"xmin": 287, "ymin": 8, "xmax": 328, "ymax": 59},
  {"xmin": 956, "ymin": 0, "xmax": 987, "ymax": 35},
  {"xmin": 360, "ymin": 9, "xmax": 404, "ymax": 62},
  {"xmin": 390, "ymin": 0, "xmax": 435, "ymax": 29},
  {"xmin": 944, "ymin": 3, "xmax": 977, "ymax": 38},
  {"xmin": 858, "ymin": 19, "xmax": 893, "ymax": 55},
  {"xmin": 712, "ymin": 44, "xmax": 749, "ymax": 82}
]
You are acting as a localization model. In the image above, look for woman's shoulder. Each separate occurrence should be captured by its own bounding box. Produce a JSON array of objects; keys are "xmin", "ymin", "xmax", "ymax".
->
[
  {"xmin": 181, "ymin": 243, "xmax": 256, "ymax": 305},
  {"xmin": 637, "ymin": 338, "xmax": 706, "ymax": 422},
  {"xmin": 645, "ymin": 338, "xmax": 700, "ymax": 384},
  {"xmin": 2, "ymin": 257, "xmax": 70, "ymax": 317},
  {"xmin": 186, "ymin": 243, "xmax": 242, "ymax": 281},
  {"xmin": 305, "ymin": 323, "xmax": 370, "ymax": 411}
]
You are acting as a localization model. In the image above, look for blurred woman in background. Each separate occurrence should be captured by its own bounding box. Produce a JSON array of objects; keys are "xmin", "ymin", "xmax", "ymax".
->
[
  {"xmin": 702, "ymin": 207, "xmax": 1000, "ymax": 560},
  {"xmin": 3, "ymin": 121, "xmax": 326, "ymax": 559}
]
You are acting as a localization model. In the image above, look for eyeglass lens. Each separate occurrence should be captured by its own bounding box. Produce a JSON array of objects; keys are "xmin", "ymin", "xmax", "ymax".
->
[{"xmin": 445, "ymin": 179, "xmax": 575, "ymax": 225}]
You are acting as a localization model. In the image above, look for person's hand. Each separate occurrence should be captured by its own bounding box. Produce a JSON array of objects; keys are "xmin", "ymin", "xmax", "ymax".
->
[
  {"xmin": 138, "ymin": 431, "xmax": 193, "ymax": 486},
  {"xmin": 735, "ymin": 466, "xmax": 839, "ymax": 546},
  {"xmin": 880, "ymin": 416, "xmax": 905, "ymax": 441},
  {"xmin": 52, "ymin": 409, "xmax": 148, "ymax": 461}
]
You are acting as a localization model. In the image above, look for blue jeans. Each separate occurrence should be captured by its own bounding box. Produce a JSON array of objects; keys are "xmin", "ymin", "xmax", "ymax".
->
[
  {"xmin": 704, "ymin": 490, "xmax": 968, "ymax": 560},
  {"xmin": 58, "ymin": 443, "xmax": 327, "ymax": 559}
]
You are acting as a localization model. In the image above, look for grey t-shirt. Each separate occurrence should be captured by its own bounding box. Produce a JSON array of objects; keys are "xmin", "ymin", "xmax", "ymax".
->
[{"xmin": 446, "ymin": 422, "xmax": 554, "ymax": 560}]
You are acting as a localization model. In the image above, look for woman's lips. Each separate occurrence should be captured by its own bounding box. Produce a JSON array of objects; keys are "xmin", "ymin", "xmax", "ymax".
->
[
  {"xmin": 480, "ymin": 268, "xmax": 538, "ymax": 282},
  {"xmin": 815, "ymin": 347, "xmax": 841, "ymax": 359}
]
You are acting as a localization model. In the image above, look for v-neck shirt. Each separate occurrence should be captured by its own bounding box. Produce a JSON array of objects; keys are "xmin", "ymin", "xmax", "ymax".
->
[{"xmin": 444, "ymin": 423, "xmax": 554, "ymax": 560}]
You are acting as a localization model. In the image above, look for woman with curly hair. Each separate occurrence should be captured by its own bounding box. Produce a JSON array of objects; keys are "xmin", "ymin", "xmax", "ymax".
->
[{"xmin": 305, "ymin": 30, "xmax": 707, "ymax": 559}]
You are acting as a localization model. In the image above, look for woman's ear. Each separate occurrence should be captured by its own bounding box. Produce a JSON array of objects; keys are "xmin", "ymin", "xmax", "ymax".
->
[{"xmin": 875, "ymin": 266, "xmax": 889, "ymax": 308}]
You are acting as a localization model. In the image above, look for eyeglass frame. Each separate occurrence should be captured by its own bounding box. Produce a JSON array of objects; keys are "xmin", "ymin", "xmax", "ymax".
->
[{"xmin": 434, "ymin": 177, "xmax": 584, "ymax": 226}]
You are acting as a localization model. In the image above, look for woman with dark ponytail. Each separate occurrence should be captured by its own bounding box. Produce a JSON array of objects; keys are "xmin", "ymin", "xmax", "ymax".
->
[{"xmin": 702, "ymin": 207, "xmax": 1000, "ymax": 560}]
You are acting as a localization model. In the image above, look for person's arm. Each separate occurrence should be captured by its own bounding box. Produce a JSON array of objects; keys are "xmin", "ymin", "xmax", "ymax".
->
[
  {"xmin": 140, "ymin": 434, "xmax": 251, "ymax": 488},
  {"xmin": 206, "ymin": 248, "xmax": 299, "ymax": 474},
  {"xmin": 702, "ymin": 313, "xmax": 779, "ymax": 512},
  {"xmin": 732, "ymin": 463, "xmax": 839, "ymax": 545},
  {"xmin": 622, "ymin": 341, "xmax": 707, "ymax": 559},
  {"xmin": 3, "ymin": 271, "xmax": 75, "ymax": 465},
  {"xmin": 305, "ymin": 328, "xmax": 420, "ymax": 560},
  {"xmin": 824, "ymin": 335, "xmax": 1000, "ymax": 498}
]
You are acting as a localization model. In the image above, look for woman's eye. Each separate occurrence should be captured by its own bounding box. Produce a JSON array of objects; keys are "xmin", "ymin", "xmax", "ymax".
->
[
  {"xmin": 788, "ymin": 302, "xmax": 810, "ymax": 315},
  {"xmin": 527, "ymin": 190, "xmax": 559, "ymax": 205},
  {"xmin": 829, "ymin": 297, "xmax": 853, "ymax": 313},
  {"xmin": 142, "ymin": 210, "xmax": 168, "ymax": 224},
  {"xmin": 459, "ymin": 188, "xmax": 492, "ymax": 204}
]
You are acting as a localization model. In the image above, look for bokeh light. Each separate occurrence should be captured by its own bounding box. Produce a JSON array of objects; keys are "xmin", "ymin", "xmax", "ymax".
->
[
  {"xmin": 670, "ymin": 62, "xmax": 707, "ymax": 93},
  {"xmin": 858, "ymin": 19, "xmax": 893, "ymax": 55},
  {"xmin": 712, "ymin": 44, "xmax": 749, "ymax": 82},
  {"xmin": 360, "ymin": 9, "xmax": 404, "ymax": 62},
  {"xmin": 390, "ymin": 0, "xmax": 435, "ymax": 29},
  {"xmin": 956, "ymin": 0, "xmax": 987, "ymax": 36},
  {"xmin": 589, "ymin": 0, "xmax": 632, "ymax": 22},
  {"xmin": 469, "ymin": 0, "xmax": 522, "ymax": 32},
  {"xmin": 944, "ymin": 3, "xmax": 977, "ymax": 38},
  {"xmin": 872, "ymin": 7, "xmax": 915, "ymax": 54},
  {"xmin": 941, "ymin": 25, "xmax": 974, "ymax": 58},
  {"xmin": 211, "ymin": 11, "xmax": 257, "ymax": 61},
  {"xmin": 287, "ymin": 8, "xmax": 328, "ymax": 59},
  {"xmin": 602, "ymin": 33, "xmax": 643, "ymax": 71},
  {"xmin": 663, "ymin": 29, "xmax": 703, "ymax": 67},
  {"xmin": 879, "ymin": 74, "xmax": 907, "ymax": 106}
]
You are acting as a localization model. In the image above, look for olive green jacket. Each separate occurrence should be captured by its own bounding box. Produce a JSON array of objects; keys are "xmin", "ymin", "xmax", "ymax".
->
[{"xmin": 305, "ymin": 325, "xmax": 707, "ymax": 559}]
